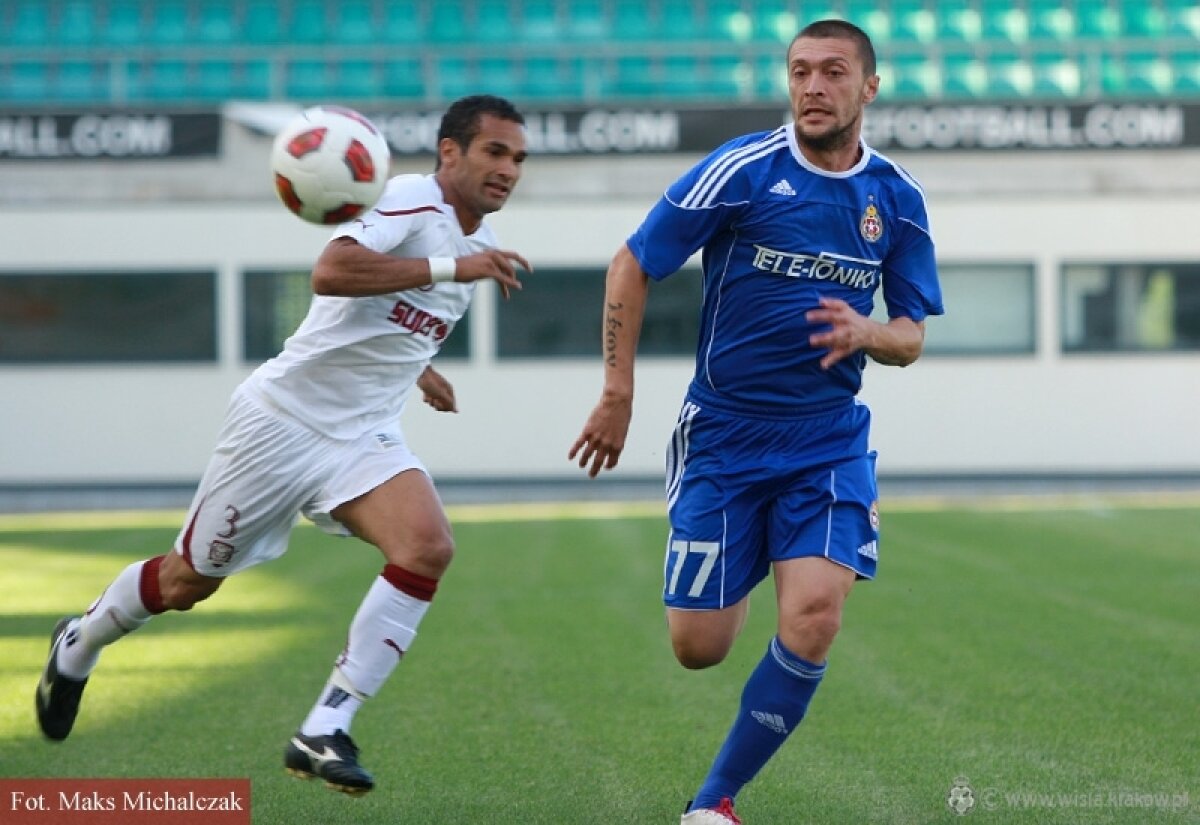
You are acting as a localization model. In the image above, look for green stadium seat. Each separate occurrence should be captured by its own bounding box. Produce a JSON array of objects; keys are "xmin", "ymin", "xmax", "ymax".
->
[
  {"xmin": 380, "ymin": 0, "xmax": 425, "ymax": 44},
  {"xmin": 942, "ymin": 53, "xmax": 988, "ymax": 98},
  {"xmin": 429, "ymin": 0, "xmax": 468, "ymax": 42},
  {"xmin": 474, "ymin": 0, "xmax": 517, "ymax": 42},
  {"xmin": 383, "ymin": 57, "xmax": 425, "ymax": 99},
  {"xmin": 566, "ymin": 0, "xmax": 609, "ymax": 41},
  {"xmin": 288, "ymin": 0, "xmax": 328, "ymax": 44},
  {"xmin": 519, "ymin": 0, "xmax": 560, "ymax": 42},
  {"xmin": 659, "ymin": 0, "xmax": 701, "ymax": 41},
  {"xmin": 1119, "ymin": 0, "xmax": 1166, "ymax": 37},
  {"xmin": 1077, "ymin": 1, "xmax": 1120, "ymax": 39},
  {"xmin": 56, "ymin": 0, "xmax": 96, "ymax": 46},
  {"xmin": 613, "ymin": 0, "xmax": 655, "ymax": 40},
  {"xmin": 196, "ymin": 0, "xmax": 236, "ymax": 44},
  {"xmin": 6, "ymin": 1, "xmax": 51, "ymax": 46},
  {"xmin": 889, "ymin": 53, "xmax": 940, "ymax": 97},
  {"xmin": 102, "ymin": 0, "xmax": 144, "ymax": 46},
  {"xmin": 1096, "ymin": 53, "xmax": 1127, "ymax": 95},
  {"xmin": 1031, "ymin": 53, "xmax": 1081, "ymax": 97},
  {"xmin": 937, "ymin": 2, "xmax": 983, "ymax": 44},
  {"xmin": 523, "ymin": 55, "xmax": 584, "ymax": 100},
  {"xmin": 243, "ymin": 0, "xmax": 284, "ymax": 43},
  {"xmin": 981, "ymin": 0, "xmax": 1028, "ymax": 43},
  {"xmin": 706, "ymin": 0, "xmax": 752, "ymax": 42},
  {"xmin": 1164, "ymin": 0, "xmax": 1200, "ymax": 37},
  {"xmin": 339, "ymin": 60, "xmax": 382, "ymax": 98},
  {"xmin": 8, "ymin": 62, "xmax": 49, "ymax": 101},
  {"xmin": 1123, "ymin": 52, "xmax": 1173, "ymax": 95},
  {"xmin": 242, "ymin": 60, "xmax": 274, "ymax": 98},
  {"xmin": 612, "ymin": 55, "xmax": 657, "ymax": 97},
  {"xmin": 1170, "ymin": 53, "xmax": 1200, "ymax": 93},
  {"xmin": 149, "ymin": 0, "xmax": 190, "ymax": 45},
  {"xmin": 286, "ymin": 59, "xmax": 335, "ymax": 100},
  {"xmin": 801, "ymin": 4, "xmax": 842, "ymax": 26},
  {"xmin": 710, "ymin": 54, "xmax": 752, "ymax": 97},
  {"xmin": 755, "ymin": 53, "xmax": 786, "ymax": 97},
  {"xmin": 752, "ymin": 0, "xmax": 798, "ymax": 44},
  {"xmin": 120, "ymin": 60, "xmax": 145, "ymax": 100},
  {"xmin": 477, "ymin": 57, "xmax": 522, "ymax": 98},
  {"xmin": 844, "ymin": 0, "xmax": 893, "ymax": 46},
  {"xmin": 890, "ymin": 0, "xmax": 936, "ymax": 43},
  {"xmin": 436, "ymin": 56, "xmax": 474, "ymax": 99},
  {"xmin": 56, "ymin": 61, "xmax": 106, "ymax": 102},
  {"xmin": 146, "ymin": 60, "xmax": 190, "ymax": 100},
  {"xmin": 1028, "ymin": 0, "xmax": 1075, "ymax": 41},
  {"xmin": 195, "ymin": 60, "xmax": 235, "ymax": 101},
  {"xmin": 661, "ymin": 54, "xmax": 707, "ymax": 98},
  {"xmin": 332, "ymin": 0, "xmax": 377, "ymax": 44},
  {"xmin": 985, "ymin": 54, "xmax": 1033, "ymax": 97}
]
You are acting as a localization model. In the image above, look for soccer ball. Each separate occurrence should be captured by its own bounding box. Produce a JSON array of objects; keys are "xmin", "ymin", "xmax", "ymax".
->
[{"xmin": 270, "ymin": 106, "xmax": 391, "ymax": 225}]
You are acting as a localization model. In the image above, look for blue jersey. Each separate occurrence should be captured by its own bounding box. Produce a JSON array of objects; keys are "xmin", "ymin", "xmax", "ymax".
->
[{"xmin": 628, "ymin": 125, "xmax": 944, "ymax": 416}]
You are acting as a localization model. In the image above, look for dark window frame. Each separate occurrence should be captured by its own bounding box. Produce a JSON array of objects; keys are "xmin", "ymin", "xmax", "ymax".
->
[
  {"xmin": 0, "ymin": 269, "xmax": 218, "ymax": 364},
  {"xmin": 1061, "ymin": 260, "xmax": 1200, "ymax": 354},
  {"xmin": 496, "ymin": 265, "xmax": 703, "ymax": 360}
]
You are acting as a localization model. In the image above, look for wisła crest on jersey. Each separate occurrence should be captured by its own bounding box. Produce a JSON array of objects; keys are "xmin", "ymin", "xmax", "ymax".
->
[{"xmin": 860, "ymin": 201, "xmax": 883, "ymax": 242}]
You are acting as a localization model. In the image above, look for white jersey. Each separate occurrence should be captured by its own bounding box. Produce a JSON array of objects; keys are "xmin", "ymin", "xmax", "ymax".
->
[{"xmin": 243, "ymin": 174, "xmax": 499, "ymax": 440}]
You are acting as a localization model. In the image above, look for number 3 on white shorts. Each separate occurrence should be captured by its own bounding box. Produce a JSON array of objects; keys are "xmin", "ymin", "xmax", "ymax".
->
[{"xmin": 666, "ymin": 539, "xmax": 720, "ymax": 598}]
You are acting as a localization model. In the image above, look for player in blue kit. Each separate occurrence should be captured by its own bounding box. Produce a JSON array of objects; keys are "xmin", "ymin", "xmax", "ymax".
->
[{"xmin": 571, "ymin": 20, "xmax": 943, "ymax": 824}]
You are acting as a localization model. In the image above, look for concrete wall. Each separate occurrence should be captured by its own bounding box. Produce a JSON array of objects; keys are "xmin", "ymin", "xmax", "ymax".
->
[{"xmin": 2, "ymin": 178, "xmax": 1198, "ymax": 486}]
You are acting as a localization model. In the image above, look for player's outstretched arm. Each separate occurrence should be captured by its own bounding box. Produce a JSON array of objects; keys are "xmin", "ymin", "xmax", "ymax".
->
[
  {"xmin": 570, "ymin": 244, "xmax": 649, "ymax": 478},
  {"xmin": 806, "ymin": 297, "xmax": 925, "ymax": 369},
  {"xmin": 313, "ymin": 237, "xmax": 438, "ymax": 296},
  {"xmin": 311, "ymin": 238, "xmax": 531, "ymax": 298},
  {"xmin": 417, "ymin": 366, "xmax": 458, "ymax": 413}
]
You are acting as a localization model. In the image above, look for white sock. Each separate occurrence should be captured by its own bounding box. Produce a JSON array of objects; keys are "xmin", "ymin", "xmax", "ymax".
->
[
  {"xmin": 301, "ymin": 565, "xmax": 436, "ymax": 736},
  {"xmin": 299, "ymin": 672, "xmax": 365, "ymax": 737},
  {"xmin": 58, "ymin": 557, "xmax": 160, "ymax": 679}
]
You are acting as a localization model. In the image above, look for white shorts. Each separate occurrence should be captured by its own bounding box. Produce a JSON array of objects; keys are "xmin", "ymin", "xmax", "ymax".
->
[{"xmin": 174, "ymin": 387, "xmax": 426, "ymax": 577}]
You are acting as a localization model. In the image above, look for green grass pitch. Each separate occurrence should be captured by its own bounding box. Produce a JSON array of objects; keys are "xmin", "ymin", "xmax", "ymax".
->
[{"xmin": 2, "ymin": 497, "xmax": 1197, "ymax": 824}]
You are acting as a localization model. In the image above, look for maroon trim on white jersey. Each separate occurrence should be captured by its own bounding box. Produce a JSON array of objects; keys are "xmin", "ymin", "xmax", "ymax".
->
[
  {"xmin": 177, "ymin": 499, "xmax": 204, "ymax": 570},
  {"xmin": 375, "ymin": 205, "xmax": 441, "ymax": 217}
]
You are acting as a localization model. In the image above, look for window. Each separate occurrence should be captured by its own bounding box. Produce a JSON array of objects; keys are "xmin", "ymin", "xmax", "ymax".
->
[
  {"xmin": 928, "ymin": 264, "xmax": 1035, "ymax": 355},
  {"xmin": 243, "ymin": 269, "xmax": 314, "ymax": 361},
  {"xmin": 242, "ymin": 269, "xmax": 470, "ymax": 361},
  {"xmin": 1062, "ymin": 262, "xmax": 1200, "ymax": 352},
  {"xmin": 0, "ymin": 271, "xmax": 216, "ymax": 363},
  {"xmin": 497, "ymin": 267, "xmax": 702, "ymax": 358},
  {"xmin": 874, "ymin": 263, "xmax": 1035, "ymax": 355}
]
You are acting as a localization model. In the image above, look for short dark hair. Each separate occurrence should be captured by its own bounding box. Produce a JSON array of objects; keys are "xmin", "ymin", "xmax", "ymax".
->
[
  {"xmin": 435, "ymin": 95, "xmax": 525, "ymax": 168},
  {"xmin": 793, "ymin": 19, "xmax": 877, "ymax": 77}
]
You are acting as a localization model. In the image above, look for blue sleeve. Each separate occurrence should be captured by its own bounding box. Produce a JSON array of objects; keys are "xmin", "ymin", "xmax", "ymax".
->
[
  {"xmin": 882, "ymin": 198, "xmax": 944, "ymax": 322},
  {"xmin": 626, "ymin": 137, "xmax": 759, "ymax": 281}
]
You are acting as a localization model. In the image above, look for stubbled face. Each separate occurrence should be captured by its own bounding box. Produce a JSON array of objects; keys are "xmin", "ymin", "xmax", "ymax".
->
[
  {"xmin": 787, "ymin": 36, "xmax": 878, "ymax": 154},
  {"xmin": 439, "ymin": 114, "xmax": 527, "ymax": 224}
]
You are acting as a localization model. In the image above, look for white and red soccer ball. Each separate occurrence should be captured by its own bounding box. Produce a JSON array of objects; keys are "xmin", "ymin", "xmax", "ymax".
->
[{"xmin": 271, "ymin": 106, "xmax": 391, "ymax": 225}]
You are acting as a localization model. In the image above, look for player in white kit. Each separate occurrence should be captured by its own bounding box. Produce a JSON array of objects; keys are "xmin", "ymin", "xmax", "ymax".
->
[{"xmin": 35, "ymin": 95, "xmax": 531, "ymax": 796}]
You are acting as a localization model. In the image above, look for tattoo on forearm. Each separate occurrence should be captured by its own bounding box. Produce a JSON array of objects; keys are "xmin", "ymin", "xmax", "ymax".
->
[{"xmin": 604, "ymin": 302, "xmax": 624, "ymax": 367}]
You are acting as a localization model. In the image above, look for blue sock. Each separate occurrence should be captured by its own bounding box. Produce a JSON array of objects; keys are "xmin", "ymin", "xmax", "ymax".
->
[{"xmin": 691, "ymin": 636, "xmax": 826, "ymax": 810}]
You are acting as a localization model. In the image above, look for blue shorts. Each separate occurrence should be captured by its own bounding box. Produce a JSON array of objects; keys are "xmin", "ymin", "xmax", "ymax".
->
[{"xmin": 663, "ymin": 396, "xmax": 879, "ymax": 610}]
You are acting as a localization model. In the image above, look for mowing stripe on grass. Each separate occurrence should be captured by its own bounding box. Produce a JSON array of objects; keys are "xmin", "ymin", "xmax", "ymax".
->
[{"xmin": 1, "ymin": 488, "xmax": 1198, "ymax": 533}]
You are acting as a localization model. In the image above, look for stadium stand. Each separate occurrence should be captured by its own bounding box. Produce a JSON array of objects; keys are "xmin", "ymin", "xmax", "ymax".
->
[{"xmin": 0, "ymin": 0, "xmax": 1198, "ymax": 105}]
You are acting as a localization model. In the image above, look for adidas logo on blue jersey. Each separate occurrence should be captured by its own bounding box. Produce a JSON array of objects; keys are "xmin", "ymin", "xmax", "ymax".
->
[
  {"xmin": 751, "ymin": 710, "xmax": 789, "ymax": 735},
  {"xmin": 769, "ymin": 179, "xmax": 796, "ymax": 196}
]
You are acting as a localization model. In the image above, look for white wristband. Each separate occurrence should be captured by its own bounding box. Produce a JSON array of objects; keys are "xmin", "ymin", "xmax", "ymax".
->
[{"xmin": 428, "ymin": 257, "xmax": 456, "ymax": 284}]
